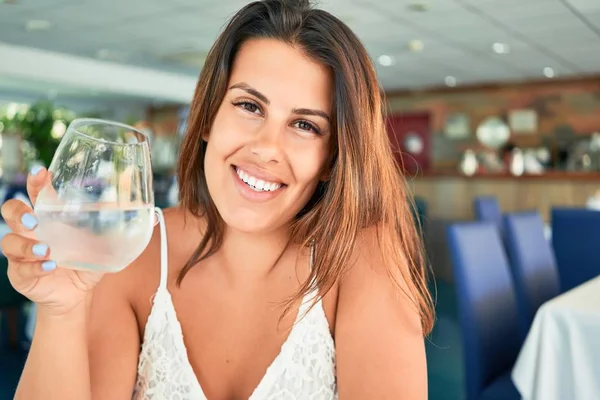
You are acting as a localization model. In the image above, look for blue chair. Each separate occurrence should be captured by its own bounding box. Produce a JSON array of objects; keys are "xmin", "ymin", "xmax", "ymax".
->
[
  {"xmin": 551, "ymin": 208, "xmax": 600, "ymax": 292},
  {"xmin": 473, "ymin": 196, "xmax": 502, "ymax": 234},
  {"xmin": 447, "ymin": 222, "xmax": 521, "ymax": 400},
  {"xmin": 503, "ymin": 212, "xmax": 560, "ymax": 337}
]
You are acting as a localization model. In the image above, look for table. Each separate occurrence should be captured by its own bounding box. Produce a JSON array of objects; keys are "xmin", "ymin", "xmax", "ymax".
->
[{"xmin": 512, "ymin": 276, "xmax": 600, "ymax": 400}]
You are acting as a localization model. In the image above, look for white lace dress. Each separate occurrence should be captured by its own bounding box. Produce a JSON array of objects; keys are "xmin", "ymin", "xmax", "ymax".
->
[{"xmin": 133, "ymin": 209, "xmax": 338, "ymax": 399}]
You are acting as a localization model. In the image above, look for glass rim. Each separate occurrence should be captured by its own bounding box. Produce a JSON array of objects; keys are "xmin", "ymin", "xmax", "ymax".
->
[{"xmin": 69, "ymin": 118, "xmax": 150, "ymax": 147}]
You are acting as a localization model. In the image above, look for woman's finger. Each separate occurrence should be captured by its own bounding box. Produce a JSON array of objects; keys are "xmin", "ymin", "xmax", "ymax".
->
[
  {"xmin": 1, "ymin": 199, "xmax": 37, "ymax": 234},
  {"xmin": 7, "ymin": 258, "xmax": 57, "ymax": 286},
  {"xmin": 1, "ymin": 233, "xmax": 49, "ymax": 261},
  {"xmin": 27, "ymin": 166, "xmax": 52, "ymax": 206}
]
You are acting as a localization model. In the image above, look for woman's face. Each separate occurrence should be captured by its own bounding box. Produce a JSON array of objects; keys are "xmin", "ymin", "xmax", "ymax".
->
[{"xmin": 204, "ymin": 38, "xmax": 333, "ymax": 234}]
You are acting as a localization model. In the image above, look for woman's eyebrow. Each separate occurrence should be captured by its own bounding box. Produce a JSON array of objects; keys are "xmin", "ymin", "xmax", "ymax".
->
[{"xmin": 229, "ymin": 82, "xmax": 270, "ymax": 104}]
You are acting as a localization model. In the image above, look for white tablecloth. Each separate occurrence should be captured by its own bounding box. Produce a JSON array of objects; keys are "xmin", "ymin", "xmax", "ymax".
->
[{"xmin": 512, "ymin": 276, "xmax": 600, "ymax": 400}]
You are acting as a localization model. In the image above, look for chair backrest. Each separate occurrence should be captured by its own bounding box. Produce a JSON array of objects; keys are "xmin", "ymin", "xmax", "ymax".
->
[
  {"xmin": 551, "ymin": 208, "xmax": 600, "ymax": 291},
  {"xmin": 473, "ymin": 196, "xmax": 502, "ymax": 234},
  {"xmin": 447, "ymin": 222, "xmax": 522, "ymax": 400},
  {"xmin": 503, "ymin": 212, "xmax": 560, "ymax": 336}
]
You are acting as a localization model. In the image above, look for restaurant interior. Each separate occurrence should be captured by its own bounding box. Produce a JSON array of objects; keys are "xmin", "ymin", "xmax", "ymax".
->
[{"xmin": 1, "ymin": 0, "xmax": 599, "ymax": 399}]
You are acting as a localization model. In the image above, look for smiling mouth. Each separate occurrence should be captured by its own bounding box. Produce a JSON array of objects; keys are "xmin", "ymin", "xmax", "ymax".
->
[{"xmin": 233, "ymin": 166, "xmax": 286, "ymax": 192}]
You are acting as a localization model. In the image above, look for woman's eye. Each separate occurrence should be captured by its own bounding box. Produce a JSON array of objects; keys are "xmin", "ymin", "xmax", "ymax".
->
[
  {"xmin": 294, "ymin": 120, "xmax": 320, "ymax": 134},
  {"xmin": 234, "ymin": 101, "xmax": 261, "ymax": 114}
]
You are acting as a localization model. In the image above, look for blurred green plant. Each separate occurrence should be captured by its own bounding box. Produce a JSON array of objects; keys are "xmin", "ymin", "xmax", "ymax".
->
[{"xmin": 0, "ymin": 100, "xmax": 75, "ymax": 168}]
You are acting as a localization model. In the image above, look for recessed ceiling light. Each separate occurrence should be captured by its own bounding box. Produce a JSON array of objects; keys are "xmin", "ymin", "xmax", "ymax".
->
[
  {"xmin": 445, "ymin": 76, "xmax": 457, "ymax": 87},
  {"xmin": 543, "ymin": 67, "xmax": 555, "ymax": 78},
  {"xmin": 408, "ymin": 39, "xmax": 424, "ymax": 53},
  {"xmin": 25, "ymin": 19, "xmax": 52, "ymax": 31},
  {"xmin": 492, "ymin": 42, "xmax": 510, "ymax": 54},
  {"xmin": 378, "ymin": 54, "xmax": 395, "ymax": 67},
  {"xmin": 407, "ymin": 2, "xmax": 429, "ymax": 12}
]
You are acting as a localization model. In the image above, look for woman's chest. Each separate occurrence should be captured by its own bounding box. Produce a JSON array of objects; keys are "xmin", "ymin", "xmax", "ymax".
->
[
  {"xmin": 132, "ymin": 256, "xmax": 338, "ymax": 399},
  {"xmin": 135, "ymin": 291, "xmax": 337, "ymax": 400},
  {"xmin": 136, "ymin": 280, "xmax": 309, "ymax": 398}
]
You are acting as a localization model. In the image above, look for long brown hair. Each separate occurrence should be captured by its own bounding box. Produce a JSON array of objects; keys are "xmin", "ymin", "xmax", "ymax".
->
[{"xmin": 177, "ymin": 0, "xmax": 434, "ymax": 335}]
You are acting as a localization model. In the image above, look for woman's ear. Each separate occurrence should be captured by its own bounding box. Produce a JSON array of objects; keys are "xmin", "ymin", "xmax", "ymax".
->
[{"xmin": 201, "ymin": 131, "xmax": 210, "ymax": 142}]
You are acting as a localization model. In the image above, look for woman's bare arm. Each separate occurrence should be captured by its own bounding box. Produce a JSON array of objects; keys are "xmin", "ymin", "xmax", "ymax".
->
[
  {"xmin": 15, "ymin": 299, "xmax": 93, "ymax": 400},
  {"xmin": 335, "ymin": 227, "xmax": 427, "ymax": 400},
  {"xmin": 15, "ymin": 233, "xmax": 159, "ymax": 400}
]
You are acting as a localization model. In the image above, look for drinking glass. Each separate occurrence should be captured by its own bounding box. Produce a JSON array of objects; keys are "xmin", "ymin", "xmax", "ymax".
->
[{"xmin": 34, "ymin": 118, "xmax": 154, "ymax": 273}]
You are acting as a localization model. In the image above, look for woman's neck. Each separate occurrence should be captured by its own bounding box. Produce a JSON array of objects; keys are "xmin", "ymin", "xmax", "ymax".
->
[{"xmin": 218, "ymin": 224, "xmax": 294, "ymax": 281}]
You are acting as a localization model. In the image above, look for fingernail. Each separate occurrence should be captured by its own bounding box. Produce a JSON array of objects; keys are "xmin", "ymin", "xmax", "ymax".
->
[
  {"xmin": 21, "ymin": 213, "xmax": 38, "ymax": 230},
  {"xmin": 30, "ymin": 166, "xmax": 43, "ymax": 176},
  {"xmin": 42, "ymin": 260, "xmax": 56, "ymax": 271},
  {"xmin": 32, "ymin": 243, "xmax": 48, "ymax": 257}
]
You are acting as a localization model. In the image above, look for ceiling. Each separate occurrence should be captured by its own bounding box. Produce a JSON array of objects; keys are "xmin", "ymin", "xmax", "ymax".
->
[{"xmin": 0, "ymin": 0, "xmax": 599, "ymax": 101}]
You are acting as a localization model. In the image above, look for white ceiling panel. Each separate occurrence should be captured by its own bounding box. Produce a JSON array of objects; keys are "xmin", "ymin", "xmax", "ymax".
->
[
  {"xmin": 369, "ymin": 0, "xmax": 464, "ymax": 14},
  {"xmin": 0, "ymin": 0, "xmax": 598, "ymax": 97},
  {"xmin": 0, "ymin": 0, "xmax": 78, "ymax": 13},
  {"xmin": 356, "ymin": 26, "xmax": 421, "ymax": 51},
  {"xmin": 566, "ymin": 0, "xmax": 600, "ymax": 13},
  {"xmin": 492, "ymin": 52, "xmax": 571, "ymax": 76},
  {"xmin": 375, "ymin": 58, "xmax": 443, "ymax": 77},
  {"xmin": 559, "ymin": 44, "xmax": 600, "ymax": 72},
  {"xmin": 432, "ymin": 23, "xmax": 518, "ymax": 45},
  {"xmin": 525, "ymin": 25, "xmax": 600, "ymax": 47},
  {"xmin": 379, "ymin": 4, "xmax": 480, "ymax": 27},
  {"xmin": 92, "ymin": 0, "xmax": 177, "ymax": 15},
  {"xmin": 321, "ymin": 2, "xmax": 388, "ymax": 25},
  {"xmin": 24, "ymin": 1, "xmax": 174, "ymax": 28},
  {"xmin": 504, "ymin": 12, "xmax": 589, "ymax": 34},
  {"xmin": 589, "ymin": 11, "xmax": 600, "ymax": 25},
  {"xmin": 170, "ymin": 0, "xmax": 261, "ymax": 18},
  {"xmin": 409, "ymin": 41, "xmax": 474, "ymax": 60},
  {"xmin": 468, "ymin": 0, "xmax": 566, "ymax": 18}
]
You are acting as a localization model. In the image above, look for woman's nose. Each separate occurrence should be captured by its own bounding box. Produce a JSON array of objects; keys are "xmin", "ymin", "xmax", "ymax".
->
[{"xmin": 249, "ymin": 122, "xmax": 284, "ymax": 164}]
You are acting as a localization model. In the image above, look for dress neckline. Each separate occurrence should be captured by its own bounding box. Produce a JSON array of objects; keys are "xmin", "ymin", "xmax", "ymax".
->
[
  {"xmin": 145, "ymin": 208, "xmax": 329, "ymax": 399},
  {"xmin": 150, "ymin": 286, "xmax": 320, "ymax": 399}
]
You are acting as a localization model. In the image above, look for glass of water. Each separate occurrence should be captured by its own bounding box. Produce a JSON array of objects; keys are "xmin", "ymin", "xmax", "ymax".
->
[{"xmin": 34, "ymin": 118, "xmax": 154, "ymax": 273}]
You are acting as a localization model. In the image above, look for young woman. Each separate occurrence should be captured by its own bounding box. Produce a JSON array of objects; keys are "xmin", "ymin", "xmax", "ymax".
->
[{"xmin": 1, "ymin": 0, "xmax": 434, "ymax": 399}]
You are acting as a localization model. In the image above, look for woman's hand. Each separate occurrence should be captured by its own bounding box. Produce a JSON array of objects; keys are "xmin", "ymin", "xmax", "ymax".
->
[{"xmin": 1, "ymin": 167, "xmax": 104, "ymax": 316}]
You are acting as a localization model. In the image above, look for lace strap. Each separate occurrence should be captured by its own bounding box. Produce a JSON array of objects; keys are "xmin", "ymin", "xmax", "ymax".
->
[{"xmin": 154, "ymin": 207, "xmax": 169, "ymax": 291}]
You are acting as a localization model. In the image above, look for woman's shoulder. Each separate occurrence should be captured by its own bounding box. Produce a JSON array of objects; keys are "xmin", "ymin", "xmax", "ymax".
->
[
  {"xmin": 104, "ymin": 206, "xmax": 204, "ymax": 328},
  {"xmin": 125, "ymin": 205, "xmax": 205, "ymax": 286},
  {"xmin": 101, "ymin": 207, "xmax": 198, "ymax": 297}
]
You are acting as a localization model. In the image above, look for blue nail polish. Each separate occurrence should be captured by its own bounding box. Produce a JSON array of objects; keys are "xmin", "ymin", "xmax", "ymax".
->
[
  {"xmin": 21, "ymin": 213, "xmax": 38, "ymax": 230},
  {"xmin": 42, "ymin": 260, "xmax": 56, "ymax": 271},
  {"xmin": 32, "ymin": 243, "xmax": 48, "ymax": 257},
  {"xmin": 30, "ymin": 166, "xmax": 43, "ymax": 176}
]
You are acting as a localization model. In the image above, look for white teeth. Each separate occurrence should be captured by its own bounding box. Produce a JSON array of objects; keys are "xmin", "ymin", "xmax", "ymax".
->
[{"xmin": 235, "ymin": 167, "xmax": 282, "ymax": 192}]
